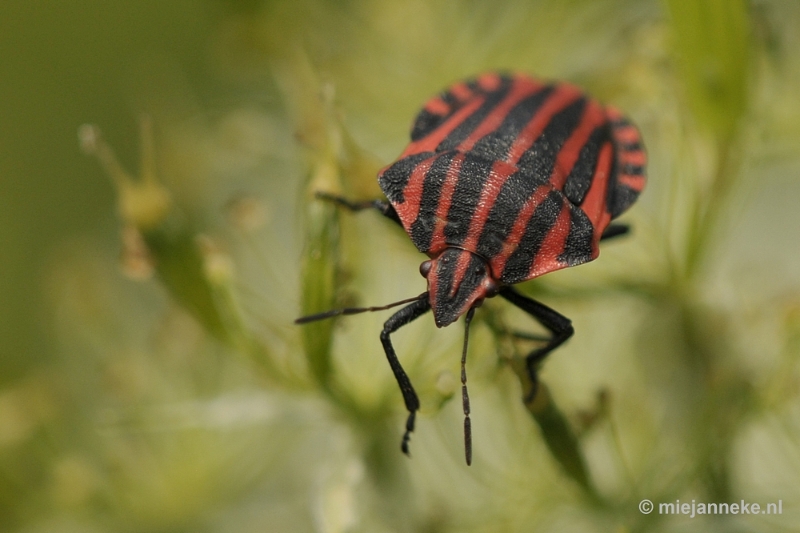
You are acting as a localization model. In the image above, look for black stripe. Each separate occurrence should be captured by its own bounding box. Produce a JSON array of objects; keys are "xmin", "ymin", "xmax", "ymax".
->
[
  {"xmin": 465, "ymin": 79, "xmax": 481, "ymax": 93},
  {"xmin": 500, "ymin": 190, "xmax": 564, "ymax": 284},
  {"xmin": 479, "ymin": 97, "xmax": 586, "ymax": 263},
  {"xmin": 468, "ymin": 85, "xmax": 555, "ymax": 164},
  {"xmin": 442, "ymin": 154, "xmax": 495, "ymax": 245},
  {"xmin": 606, "ymin": 115, "xmax": 646, "ymax": 218},
  {"xmin": 515, "ymin": 98, "xmax": 587, "ymax": 186},
  {"xmin": 619, "ymin": 142, "xmax": 642, "ymax": 151},
  {"xmin": 409, "ymin": 152, "xmax": 457, "ymax": 251},
  {"xmin": 472, "ymin": 167, "xmax": 522, "ymax": 261},
  {"xmin": 378, "ymin": 152, "xmax": 437, "ymax": 204},
  {"xmin": 410, "ymin": 79, "xmax": 483, "ymax": 142},
  {"xmin": 432, "ymin": 249, "xmax": 486, "ymax": 326},
  {"xmin": 606, "ymin": 144, "xmax": 645, "ymax": 219},
  {"xmin": 473, "ymin": 90, "xmax": 580, "ymax": 261},
  {"xmin": 441, "ymin": 89, "xmax": 461, "ymax": 107},
  {"xmin": 557, "ymin": 206, "xmax": 594, "ymax": 266},
  {"xmin": 411, "ymin": 110, "xmax": 446, "ymax": 141},
  {"xmin": 435, "ymin": 78, "xmax": 514, "ymax": 153},
  {"xmin": 608, "ymin": 184, "xmax": 641, "ymax": 219},
  {"xmin": 563, "ymin": 124, "xmax": 611, "ymax": 206},
  {"xmin": 621, "ymin": 164, "xmax": 644, "ymax": 175},
  {"xmin": 475, "ymin": 169, "xmax": 552, "ymax": 261},
  {"xmin": 434, "ymin": 250, "xmax": 485, "ymax": 306}
]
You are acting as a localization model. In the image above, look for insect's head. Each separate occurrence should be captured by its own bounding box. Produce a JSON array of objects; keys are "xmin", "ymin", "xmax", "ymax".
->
[{"xmin": 420, "ymin": 247, "xmax": 499, "ymax": 328}]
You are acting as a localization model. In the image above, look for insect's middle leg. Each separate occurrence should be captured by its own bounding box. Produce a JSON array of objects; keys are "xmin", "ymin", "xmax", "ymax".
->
[
  {"xmin": 380, "ymin": 296, "xmax": 431, "ymax": 456},
  {"xmin": 316, "ymin": 192, "xmax": 402, "ymax": 226},
  {"xmin": 498, "ymin": 287, "xmax": 574, "ymax": 405}
]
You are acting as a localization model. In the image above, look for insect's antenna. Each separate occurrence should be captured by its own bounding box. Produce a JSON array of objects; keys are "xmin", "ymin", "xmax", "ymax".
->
[
  {"xmin": 295, "ymin": 293, "xmax": 427, "ymax": 324},
  {"xmin": 461, "ymin": 307, "xmax": 476, "ymax": 466}
]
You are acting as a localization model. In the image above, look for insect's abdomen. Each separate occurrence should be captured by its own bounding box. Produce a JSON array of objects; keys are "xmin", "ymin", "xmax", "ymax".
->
[{"xmin": 379, "ymin": 73, "xmax": 646, "ymax": 285}]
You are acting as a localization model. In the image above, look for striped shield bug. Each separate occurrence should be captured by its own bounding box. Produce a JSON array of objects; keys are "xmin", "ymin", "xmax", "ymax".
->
[{"xmin": 297, "ymin": 72, "xmax": 646, "ymax": 465}]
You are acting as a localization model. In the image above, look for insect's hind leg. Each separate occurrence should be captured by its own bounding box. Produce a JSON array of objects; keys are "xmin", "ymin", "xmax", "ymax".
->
[
  {"xmin": 316, "ymin": 192, "xmax": 402, "ymax": 226},
  {"xmin": 380, "ymin": 296, "xmax": 431, "ymax": 456},
  {"xmin": 600, "ymin": 223, "xmax": 629, "ymax": 241},
  {"xmin": 498, "ymin": 287, "xmax": 574, "ymax": 405}
]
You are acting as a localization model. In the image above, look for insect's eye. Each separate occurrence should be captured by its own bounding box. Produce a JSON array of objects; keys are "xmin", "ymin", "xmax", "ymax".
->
[
  {"xmin": 484, "ymin": 279, "xmax": 499, "ymax": 297},
  {"xmin": 419, "ymin": 261, "xmax": 432, "ymax": 278}
]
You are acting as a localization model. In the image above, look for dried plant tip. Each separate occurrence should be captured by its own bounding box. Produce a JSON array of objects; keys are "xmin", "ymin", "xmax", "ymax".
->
[
  {"xmin": 225, "ymin": 195, "xmax": 269, "ymax": 232},
  {"xmin": 196, "ymin": 234, "xmax": 235, "ymax": 285},
  {"xmin": 79, "ymin": 117, "xmax": 172, "ymax": 231},
  {"xmin": 77, "ymin": 124, "xmax": 101, "ymax": 155},
  {"xmin": 120, "ymin": 225, "xmax": 155, "ymax": 280},
  {"xmin": 435, "ymin": 370, "xmax": 456, "ymax": 397}
]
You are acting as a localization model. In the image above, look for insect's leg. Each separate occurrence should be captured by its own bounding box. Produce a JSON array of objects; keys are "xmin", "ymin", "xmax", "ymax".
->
[
  {"xmin": 380, "ymin": 296, "xmax": 432, "ymax": 456},
  {"xmin": 600, "ymin": 223, "xmax": 629, "ymax": 241},
  {"xmin": 507, "ymin": 330, "xmax": 550, "ymax": 342},
  {"xmin": 316, "ymin": 192, "xmax": 402, "ymax": 226},
  {"xmin": 498, "ymin": 287, "xmax": 574, "ymax": 405}
]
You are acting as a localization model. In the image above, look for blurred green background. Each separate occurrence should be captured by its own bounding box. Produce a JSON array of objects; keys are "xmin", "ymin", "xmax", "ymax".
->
[{"xmin": 2, "ymin": 0, "xmax": 800, "ymax": 532}]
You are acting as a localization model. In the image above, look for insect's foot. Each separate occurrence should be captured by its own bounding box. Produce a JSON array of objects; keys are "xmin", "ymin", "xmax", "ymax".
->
[{"xmin": 400, "ymin": 410, "xmax": 416, "ymax": 457}]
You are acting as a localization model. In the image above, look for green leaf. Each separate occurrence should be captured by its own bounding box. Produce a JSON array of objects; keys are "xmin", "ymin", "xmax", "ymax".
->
[
  {"xmin": 300, "ymin": 184, "xmax": 340, "ymax": 389},
  {"xmin": 665, "ymin": 0, "xmax": 751, "ymax": 139}
]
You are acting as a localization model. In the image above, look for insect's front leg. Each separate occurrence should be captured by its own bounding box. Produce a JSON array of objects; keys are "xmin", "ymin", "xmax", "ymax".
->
[
  {"xmin": 380, "ymin": 296, "xmax": 431, "ymax": 455},
  {"xmin": 498, "ymin": 287, "xmax": 574, "ymax": 405},
  {"xmin": 315, "ymin": 192, "xmax": 402, "ymax": 227}
]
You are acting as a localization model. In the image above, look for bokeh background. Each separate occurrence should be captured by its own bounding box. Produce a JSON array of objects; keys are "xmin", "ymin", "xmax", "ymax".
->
[{"xmin": 2, "ymin": 0, "xmax": 800, "ymax": 531}]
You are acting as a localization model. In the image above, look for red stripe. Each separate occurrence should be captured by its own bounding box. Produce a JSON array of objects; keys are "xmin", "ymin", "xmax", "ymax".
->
[
  {"xmin": 425, "ymin": 97, "xmax": 450, "ymax": 115},
  {"xmin": 548, "ymin": 99, "xmax": 606, "ymax": 189},
  {"xmin": 490, "ymin": 184, "xmax": 551, "ymax": 278},
  {"xmin": 605, "ymin": 107, "xmax": 622, "ymax": 120},
  {"xmin": 429, "ymin": 154, "xmax": 465, "ymax": 254},
  {"xmin": 450, "ymin": 249, "xmax": 472, "ymax": 298},
  {"xmin": 397, "ymin": 156, "xmax": 437, "ymax": 229},
  {"xmin": 612, "ymin": 125, "xmax": 640, "ymax": 145},
  {"xmin": 477, "ymin": 72, "xmax": 502, "ymax": 91},
  {"xmin": 450, "ymin": 82, "xmax": 473, "ymax": 102},
  {"xmin": 619, "ymin": 150, "xmax": 646, "ymax": 167},
  {"xmin": 581, "ymin": 141, "xmax": 614, "ymax": 239},
  {"xmin": 505, "ymin": 84, "xmax": 583, "ymax": 166},
  {"xmin": 456, "ymin": 78, "xmax": 543, "ymax": 153},
  {"xmin": 400, "ymin": 96, "xmax": 487, "ymax": 157},
  {"xmin": 528, "ymin": 202, "xmax": 571, "ymax": 279},
  {"xmin": 617, "ymin": 173, "xmax": 645, "ymax": 191},
  {"xmin": 427, "ymin": 260, "xmax": 440, "ymax": 307}
]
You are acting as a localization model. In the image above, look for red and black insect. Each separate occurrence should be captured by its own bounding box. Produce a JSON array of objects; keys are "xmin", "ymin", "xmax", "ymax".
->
[{"xmin": 297, "ymin": 72, "xmax": 646, "ymax": 465}]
